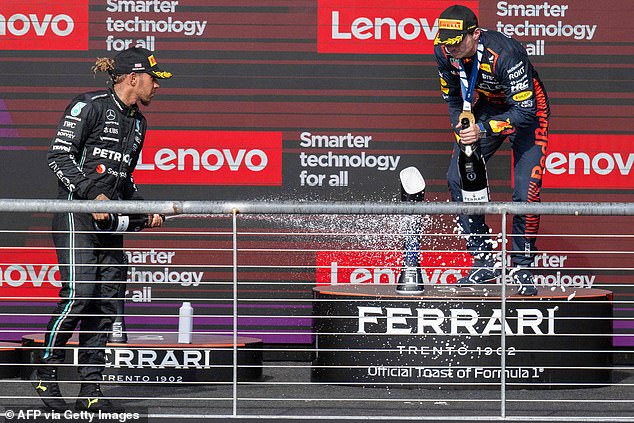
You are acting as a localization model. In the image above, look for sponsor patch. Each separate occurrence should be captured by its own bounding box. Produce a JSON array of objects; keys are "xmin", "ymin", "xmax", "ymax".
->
[
  {"xmin": 438, "ymin": 18, "xmax": 463, "ymax": 30},
  {"xmin": 512, "ymin": 91, "xmax": 533, "ymax": 102},
  {"xmin": 489, "ymin": 119, "xmax": 513, "ymax": 133},
  {"xmin": 479, "ymin": 63, "xmax": 492, "ymax": 73},
  {"xmin": 153, "ymin": 71, "xmax": 173, "ymax": 79},
  {"xmin": 71, "ymin": 102, "xmax": 87, "ymax": 117}
]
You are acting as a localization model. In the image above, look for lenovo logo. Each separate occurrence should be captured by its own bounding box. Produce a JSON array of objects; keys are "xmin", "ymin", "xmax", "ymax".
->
[
  {"xmin": 0, "ymin": 249, "xmax": 61, "ymax": 301},
  {"xmin": 318, "ymin": 0, "xmax": 479, "ymax": 54},
  {"xmin": 0, "ymin": 0, "xmax": 88, "ymax": 50},
  {"xmin": 544, "ymin": 134, "xmax": 634, "ymax": 189},
  {"xmin": 330, "ymin": 11, "xmax": 438, "ymax": 41},
  {"xmin": 0, "ymin": 14, "xmax": 74, "ymax": 36},
  {"xmin": 134, "ymin": 130, "xmax": 282, "ymax": 186},
  {"xmin": 315, "ymin": 250, "xmax": 472, "ymax": 286}
]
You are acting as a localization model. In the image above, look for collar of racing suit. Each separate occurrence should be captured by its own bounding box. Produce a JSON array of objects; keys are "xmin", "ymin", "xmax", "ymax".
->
[{"xmin": 108, "ymin": 88, "xmax": 140, "ymax": 118}]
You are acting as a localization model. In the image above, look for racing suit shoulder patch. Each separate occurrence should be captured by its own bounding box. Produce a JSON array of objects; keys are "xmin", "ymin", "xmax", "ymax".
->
[{"xmin": 70, "ymin": 102, "xmax": 87, "ymax": 117}]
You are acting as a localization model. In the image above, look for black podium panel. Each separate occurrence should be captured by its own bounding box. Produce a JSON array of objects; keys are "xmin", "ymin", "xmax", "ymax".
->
[
  {"xmin": 22, "ymin": 333, "xmax": 263, "ymax": 384},
  {"xmin": 0, "ymin": 342, "xmax": 20, "ymax": 378},
  {"xmin": 312, "ymin": 284, "xmax": 613, "ymax": 388}
]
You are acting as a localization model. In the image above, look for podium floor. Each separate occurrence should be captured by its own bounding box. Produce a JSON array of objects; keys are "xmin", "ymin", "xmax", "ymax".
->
[{"xmin": 1, "ymin": 361, "xmax": 633, "ymax": 422}]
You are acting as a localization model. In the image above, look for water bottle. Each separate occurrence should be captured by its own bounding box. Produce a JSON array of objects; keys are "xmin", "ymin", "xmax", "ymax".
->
[
  {"xmin": 93, "ymin": 214, "xmax": 149, "ymax": 232},
  {"xmin": 458, "ymin": 118, "xmax": 490, "ymax": 203},
  {"xmin": 178, "ymin": 302, "xmax": 194, "ymax": 344}
]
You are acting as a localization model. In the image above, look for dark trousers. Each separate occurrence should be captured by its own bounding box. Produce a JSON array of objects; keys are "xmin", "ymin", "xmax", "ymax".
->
[
  {"xmin": 447, "ymin": 114, "xmax": 549, "ymax": 267},
  {"xmin": 42, "ymin": 212, "xmax": 125, "ymax": 381}
]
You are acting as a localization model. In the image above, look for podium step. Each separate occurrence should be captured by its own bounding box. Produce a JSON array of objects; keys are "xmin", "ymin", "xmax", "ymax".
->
[
  {"xmin": 22, "ymin": 333, "xmax": 263, "ymax": 384},
  {"xmin": 0, "ymin": 342, "xmax": 20, "ymax": 378},
  {"xmin": 312, "ymin": 284, "xmax": 613, "ymax": 388}
]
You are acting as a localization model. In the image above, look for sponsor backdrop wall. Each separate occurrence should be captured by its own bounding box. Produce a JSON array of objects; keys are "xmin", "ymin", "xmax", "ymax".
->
[{"xmin": 1, "ymin": 1, "xmax": 633, "ymax": 348}]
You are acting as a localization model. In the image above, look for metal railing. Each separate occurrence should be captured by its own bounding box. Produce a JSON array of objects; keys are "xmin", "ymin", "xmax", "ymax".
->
[
  {"xmin": 0, "ymin": 199, "xmax": 633, "ymax": 422},
  {"xmin": 2, "ymin": 199, "xmax": 634, "ymax": 216}
]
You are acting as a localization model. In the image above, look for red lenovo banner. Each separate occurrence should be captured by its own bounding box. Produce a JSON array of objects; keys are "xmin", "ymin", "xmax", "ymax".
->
[
  {"xmin": 315, "ymin": 250, "xmax": 472, "ymax": 286},
  {"xmin": 134, "ymin": 130, "xmax": 283, "ymax": 186},
  {"xmin": 317, "ymin": 0, "xmax": 479, "ymax": 54},
  {"xmin": 0, "ymin": 0, "xmax": 88, "ymax": 50},
  {"xmin": 544, "ymin": 134, "xmax": 634, "ymax": 189},
  {"xmin": 0, "ymin": 249, "xmax": 60, "ymax": 301}
]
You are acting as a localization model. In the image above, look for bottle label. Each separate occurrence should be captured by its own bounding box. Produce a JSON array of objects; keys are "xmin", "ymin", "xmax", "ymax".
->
[
  {"xmin": 115, "ymin": 215, "xmax": 130, "ymax": 232},
  {"xmin": 462, "ymin": 187, "xmax": 489, "ymax": 203}
]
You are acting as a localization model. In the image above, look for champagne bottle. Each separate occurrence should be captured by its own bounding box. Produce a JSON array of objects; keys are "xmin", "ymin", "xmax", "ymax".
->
[
  {"xmin": 93, "ymin": 214, "xmax": 149, "ymax": 232},
  {"xmin": 108, "ymin": 283, "xmax": 128, "ymax": 343},
  {"xmin": 458, "ymin": 118, "xmax": 490, "ymax": 203}
]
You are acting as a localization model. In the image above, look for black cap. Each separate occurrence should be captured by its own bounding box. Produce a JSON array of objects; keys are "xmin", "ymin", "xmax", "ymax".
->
[
  {"xmin": 434, "ymin": 5, "xmax": 479, "ymax": 45},
  {"xmin": 113, "ymin": 47, "xmax": 173, "ymax": 79}
]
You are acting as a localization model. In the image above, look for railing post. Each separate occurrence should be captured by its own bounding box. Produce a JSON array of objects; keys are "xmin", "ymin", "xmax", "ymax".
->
[
  {"xmin": 500, "ymin": 211, "xmax": 508, "ymax": 419},
  {"xmin": 232, "ymin": 208, "xmax": 239, "ymax": 417}
]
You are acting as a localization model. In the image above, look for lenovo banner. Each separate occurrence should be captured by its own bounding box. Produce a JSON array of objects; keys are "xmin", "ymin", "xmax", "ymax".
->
[
  {"xmin": 317, "ymin": 0, "xmax": 479, "ymax": 54},
  {"xmin": 315, "ymin": 250, "xmax": 472, "ymax": 286},
  {"xmin": 134, "ymin": 130, "xmax": 283, "ymax": 186},
  {"xmin": 0, "ymin": 249, "xmax": 60, "ymax": 301},
  {"xmin": 544, "ymin": 134, "xmax": 634, "ymax": 189},
  {"xmin": 0, "ymin": 0, "xmax": 88, "ymax": 50}
]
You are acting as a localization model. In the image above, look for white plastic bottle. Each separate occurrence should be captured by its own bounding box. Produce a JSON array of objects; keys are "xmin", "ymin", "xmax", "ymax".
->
[{"xmin": 178, "ymin": 301, "xmax": 193, "ymax": 344}]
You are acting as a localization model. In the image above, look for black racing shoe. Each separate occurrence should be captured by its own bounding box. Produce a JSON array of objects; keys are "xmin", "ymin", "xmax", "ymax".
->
[
  {"xmin": 75, "ymin": 383, "xmax": 124, "ymax": 413},
  {"xmin": 31, "ymin": 368, "xmax": 69, "ymax": 411},
  {"xmin": 457, "ymin": 259, "xmax": 499, "ymax": 286},
  {"xmin": 513, "ymin": 268, "xmax": 538, "ymax": 296}
]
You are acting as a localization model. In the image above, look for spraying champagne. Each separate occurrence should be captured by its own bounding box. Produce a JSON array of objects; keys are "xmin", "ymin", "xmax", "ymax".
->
[{"xmin": 396, "ymin": 166, "xmax": 426, "ymax": 295}]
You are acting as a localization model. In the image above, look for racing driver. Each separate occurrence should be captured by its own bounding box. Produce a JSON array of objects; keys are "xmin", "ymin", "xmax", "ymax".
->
[
  {"xmin": 433, "ymin": 5, "xmax": 550, "ymax": 296},
  {"xmin": 34, "ymin": 47, "xmax": 171, "ymax": 412}
]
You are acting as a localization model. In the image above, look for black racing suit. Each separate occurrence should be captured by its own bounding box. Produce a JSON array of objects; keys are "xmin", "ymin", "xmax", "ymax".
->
[
  {"xmin": 434, "ymin": 29, "xmax": 550, "ymax": 267},
  {"xmin": 43, "ymin": 88, "xmax": 146, "ymax": 381}
]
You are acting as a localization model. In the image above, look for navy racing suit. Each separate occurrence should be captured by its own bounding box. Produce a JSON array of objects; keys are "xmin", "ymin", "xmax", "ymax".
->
[
  {"xmin": 43, "ymin": 88, "xmax": 145, "ymax": 380},
  {"xmin": 434, "ymin": 29, "xmax": 550, "ymax": 267}
]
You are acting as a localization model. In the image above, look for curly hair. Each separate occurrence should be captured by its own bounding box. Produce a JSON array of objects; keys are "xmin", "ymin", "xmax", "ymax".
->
[{"xmin": 91, "ymin": 57, "xmax": 125, "ymax": 84}]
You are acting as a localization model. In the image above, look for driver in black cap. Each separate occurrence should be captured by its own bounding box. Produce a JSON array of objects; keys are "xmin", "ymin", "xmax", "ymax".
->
[
  {"xmin": 34, "ymin": 47, "xmax": 172, "ymax": 412},
  {"xmin": 433, "ymin": 5, "xmax": 550, "ymax": 296}
]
